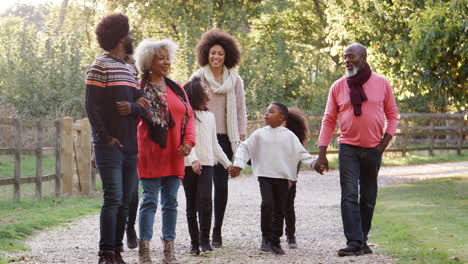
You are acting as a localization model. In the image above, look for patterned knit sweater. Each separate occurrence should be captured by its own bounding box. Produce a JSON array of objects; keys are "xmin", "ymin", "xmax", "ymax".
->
[{"xmin": 85, "ymin": 54, "xmax": 144, "ymax": 154}]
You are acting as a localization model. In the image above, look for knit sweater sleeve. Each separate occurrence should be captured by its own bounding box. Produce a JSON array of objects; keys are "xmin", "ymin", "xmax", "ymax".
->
[
  {"xmin": 185, "ymin": 145, "xmax": 199, "ymax": 165},
  {"xmin": 233, "ymin": 129, "xmax": 257, "ymax": 169},
  {"xmin": 294, "ymin": 136, "xmax": 317, "ymax": 169},
  {"xmin": 85, "ymin": 61, "xmax": 112, "ymax": 144},
  {"xmin": 234, "ymin": 76, "xmax": 248, "ymax": 137}
]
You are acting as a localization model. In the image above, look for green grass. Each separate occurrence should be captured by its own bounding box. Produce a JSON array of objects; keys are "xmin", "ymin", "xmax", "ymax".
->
[
  {"xmin": 0, "ymin": 155, "xmax": 55, "ymax": 179},
  {"xmin": 323, "ymin": 151, "xmax": 468, "ymax": 170},
  {"xmin": 0, "ymin": 196, "xmax": 101, "ymax": 263},
  {"xmin": 372, "ymin": 176, "xmax": 468, "ymax": 264},
  {"xmin": 239, "ymin": 151, "xmax": 467, "ymax": 174}
]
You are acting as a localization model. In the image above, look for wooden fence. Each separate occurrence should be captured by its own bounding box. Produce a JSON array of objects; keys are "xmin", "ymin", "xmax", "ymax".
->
[
  {"xmin": 0, "ymin": 117, "xmax": 93, "ymax": 200},
  {"xmin": 0, "ymin": 113, "xmax": 465, "ymax": 200},
  {"xmin": 247, "ymin": 113, "xmax": 467, "ymax": 155}
]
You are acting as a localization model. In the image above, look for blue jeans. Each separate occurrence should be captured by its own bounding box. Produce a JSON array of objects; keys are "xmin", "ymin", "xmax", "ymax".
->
[
  {"xmin": 139, "ymin": 176, "xmax": 181, "ymax": 241},
  {"xmin": 339, "ymin": 144, "xmax": 382, "ymax": 246},
  {"xmin": 94, "ymin": 144, "xmax": 138, "ymax": 252}
]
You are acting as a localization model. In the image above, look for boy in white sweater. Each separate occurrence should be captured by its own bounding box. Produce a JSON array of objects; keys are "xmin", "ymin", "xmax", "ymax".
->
[{"xmin": 230, "ymin": 103, "xmax": 317, "ymax": 255}]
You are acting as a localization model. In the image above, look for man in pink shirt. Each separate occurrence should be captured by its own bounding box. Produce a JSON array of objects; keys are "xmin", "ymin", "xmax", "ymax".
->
[{"xmin": 314, "ymin": 43, "xmax": 399, "ymax": 257}]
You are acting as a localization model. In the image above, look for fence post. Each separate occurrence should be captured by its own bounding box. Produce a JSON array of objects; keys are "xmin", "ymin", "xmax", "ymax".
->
[
  {"xmin": 458, "ymin": 115, "xmax": 464, "ymax": 155},
  {"xmin": 35, "ymin": 120, "xmax": 43, "ymax": 199},
  {"xmin": 55, "ymin": 119, "xmax": 62, "ymax": 197},
  {"xmin": 76, "ymin": 118, "xmax": 91, "ymax": 195},
  {"xmin": 14, "ymin": 119, "xmax": 22, "ymax": 201},
  {"xmin": 429, "ymin": 119, "xmax": 435, "ymax": 156},
  {"xmin": 61, "ymin": 117, "xmax": 73, "ymax": 195},
  {"xmin": 402, "ymin": 116, "xmax": 409, "ymax": 157}
]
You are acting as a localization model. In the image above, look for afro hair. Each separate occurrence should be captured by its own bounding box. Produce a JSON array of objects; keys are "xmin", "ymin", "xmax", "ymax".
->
[
  {"xmin": 195, "ymin": 29, "xmax": 241, "ymax": 69},
  {"xmin": 95, "ymin": 13, "xmax": 129, "ymax": 51}
]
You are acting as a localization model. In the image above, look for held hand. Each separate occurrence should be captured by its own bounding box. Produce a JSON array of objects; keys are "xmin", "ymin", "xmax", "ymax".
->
[
  {"xmin": 107, "ymin": 137, "xmax": 123, "ymax": 148},
  {"xmin": 229, "ymin": 166, "xmax": 242, "ymax": 177},
  {"xmin": 116, "ymin": 101, "xmax": 131, "ymax": 116},
  {"xmin": 178, "ymin": 143, "xmax": 192, "ymax": 157},
  {"xmin": 240, "ymin": 135, "xmax": 246, "ymax": 141},
  {"xmin": 314, "ymin": 156, "xmax": 329, "ymax": 175},
  {"xmin": 91, "ymin": 158, "xmax": 96, "ymax": 169},
  {"xmin": 136, "ymin": 97, "xmax": 151, "ymax": 109},
  {"xmin": 191, "ymin": 161, "xmax": 202, "ymax": 175}
]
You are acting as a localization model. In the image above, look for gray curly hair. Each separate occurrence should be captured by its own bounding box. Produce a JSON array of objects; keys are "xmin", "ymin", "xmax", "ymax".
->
[{"xmin": 134, "ymin": 38, "xmax": 178, "ymax": 73}]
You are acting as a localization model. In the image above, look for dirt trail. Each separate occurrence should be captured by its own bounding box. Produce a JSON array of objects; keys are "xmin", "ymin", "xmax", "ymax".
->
[{"xmin": 4, "ymin": 161, "xmax": 467, "ymax": 264}]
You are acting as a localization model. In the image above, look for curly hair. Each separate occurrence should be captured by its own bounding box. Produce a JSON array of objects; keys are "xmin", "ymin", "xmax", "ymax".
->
[
  {"xmin": 95, "ymin": 13, "xmax": 129, "ymax": 51},
  {"xmin": 195, "ymin": 29, "xmax": 241, "ymax": 68},
  {"xmin": 285, "ymin": 107, "xmax": 309, "ymax": 145},
  {"xmin": 134, "ymin": 38, "xmax": 178, "ymax": 74}
]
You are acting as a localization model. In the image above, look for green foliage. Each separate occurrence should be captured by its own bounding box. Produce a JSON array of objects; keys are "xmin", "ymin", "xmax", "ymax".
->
[
  {"xmin": 0, "ymin": 196, "xmax": 101, "ymax": 257},
  {"xmin": 373, "ymin": 176, "xmax": 468, "ymax": 263},
  {"xmin": 0, "ymin": 0, "xmax": 465, "ymax": 119},
  {"xmin": 0, "ymin": 3, "xmax": 100, "ymax": 119},
  {"xmin": 326, "ymin": 0, "xmax": 467, "ymax": 112}
]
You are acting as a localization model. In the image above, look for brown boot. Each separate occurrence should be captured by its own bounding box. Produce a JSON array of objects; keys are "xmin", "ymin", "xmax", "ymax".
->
[
  {"xmin": 162, "ymin": 239, "xmax": 179, "ymax": 264},
  {"xmin": 138, "ymin": 240, "xmax": 153, "ymax": 264}
]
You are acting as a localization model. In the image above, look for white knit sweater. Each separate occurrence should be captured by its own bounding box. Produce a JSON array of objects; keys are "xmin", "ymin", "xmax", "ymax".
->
[
  {"xmin": 185, "ymin": 111, "xmax": 232, "ymax": 168},
  {"xmin": 233, "ymin": 126, "xmax": 316, "ymax": 181}
]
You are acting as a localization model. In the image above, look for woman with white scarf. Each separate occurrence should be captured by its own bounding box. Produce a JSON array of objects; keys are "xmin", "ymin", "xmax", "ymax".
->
[{"xmin": 191, "ymin": 29, "xmax": 247, "ymax": 248}]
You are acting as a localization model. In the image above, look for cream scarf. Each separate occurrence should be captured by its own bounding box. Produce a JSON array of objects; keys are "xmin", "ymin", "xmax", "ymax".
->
[{"xmin": 193, "ymin": 65, "xmax": 240, "ymax": 154}]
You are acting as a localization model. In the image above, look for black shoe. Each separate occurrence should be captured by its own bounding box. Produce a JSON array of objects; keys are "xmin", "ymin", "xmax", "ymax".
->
[
  {"xmin": 287, "ymin": 237, "xmax": 297, "ymax": 249},
  {"xmin": 126, "ymin": 226, "xmax": 138, "ymax": 249},
  {"xmin": 212, "ymin": 228, "xmax": 222, "ymax": 248},
  {"xmin": 200, "ymin": 241, "xmax": 213, "ymax": 254},
  {"xmin": 337, "ymin": 245, "xmax": 364, "ymax": 257},
  {"xmin": 114, "ymin": 248, "xmax": 126, "ymax": 264},
  {"xmin": 189, "ymin": 245, "xmax": 200, "ymax": 256},
  {"xmin": 98, "ymin": 251, "xmax": 115, "ymax": 264},
  {"xmin": 260, "ymin": 238, "xmax": 271, "ymax": 252},
  {"xmin": 270, "ymin": 243, "xmax": 285, "ymax": 255},
  {"xmin": 362, "ymin": 243, "xmax": 373, "ymax": 254}
]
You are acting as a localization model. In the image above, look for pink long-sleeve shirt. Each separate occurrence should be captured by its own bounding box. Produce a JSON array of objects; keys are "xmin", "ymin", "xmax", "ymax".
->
[{"xmin": 318, "ymin": 73, "xmax": 399, "ymax": 148}]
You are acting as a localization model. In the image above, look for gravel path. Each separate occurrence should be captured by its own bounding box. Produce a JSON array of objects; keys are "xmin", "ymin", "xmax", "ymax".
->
[{"xmin": 4, "ymin": 161, "xmax": 468, "ymax": 264}]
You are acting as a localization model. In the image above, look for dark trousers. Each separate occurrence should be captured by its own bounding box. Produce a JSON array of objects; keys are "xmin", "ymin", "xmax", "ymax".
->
[
  {"xmin": 339, "ymin": 144, "xmax": 381, "ymax": 246},
  {"xmin": 285, "ymin": 181, "xmax": 296, "ymax": 239},
  {"xmin": 183, "ymin": 166, "xmax": 214, "ymax": 246},
  {"xmin": 213, "ymin": 134, "xmax": 233, "ymax": 231},
  {"xmin": 94, "ymin": 144, "xmax": 138, "ymax": 252},
  {"xmin": 259, "ymin": 177, "xmax": 289, "ymax": 246},
  {"xmin": 127, "ymin": 183, "xmax": 139, "ymax": 228}
]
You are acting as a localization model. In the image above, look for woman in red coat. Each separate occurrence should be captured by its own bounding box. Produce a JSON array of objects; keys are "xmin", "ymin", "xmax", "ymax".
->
[{"xmin": 134, "ymin": 38, "xmax": 195, "ymax": 264}]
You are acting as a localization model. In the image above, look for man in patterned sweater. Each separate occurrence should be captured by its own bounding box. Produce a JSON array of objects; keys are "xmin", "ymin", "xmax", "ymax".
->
[{"xmin": 85, "ymin": 13, "xmax": 149, "ymax": 264}]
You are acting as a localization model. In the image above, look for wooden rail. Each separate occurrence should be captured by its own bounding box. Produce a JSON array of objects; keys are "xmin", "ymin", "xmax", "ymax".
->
[
  {"xmin": 0, "ymin": 117, "xmax": 92, "ymax": 200},
  {"xmin": 248, "ymin": 113, "xmax": 467, "ymax": 156},
  {"xmin": 0, "ymin": 113, "xmax": 465, "ymax": 200}
]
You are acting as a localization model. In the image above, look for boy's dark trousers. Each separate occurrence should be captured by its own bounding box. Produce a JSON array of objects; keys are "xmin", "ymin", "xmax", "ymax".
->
[
  {"xmin": 183, "ymin": 166, "xmax": 214, "ymax": 247},
  {"xmin": 284, "ymin": 181, "xmax": 296, "ymax": 239},
  {"xmin": 258, "ymin": 176, "xmax": 289, "ymax": 246}
]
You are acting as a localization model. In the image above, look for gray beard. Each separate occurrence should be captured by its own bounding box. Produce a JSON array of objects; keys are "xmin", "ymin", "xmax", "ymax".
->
[{"xmin": 346, "ymin": 66, "xmax": 359, "ymax": 77}]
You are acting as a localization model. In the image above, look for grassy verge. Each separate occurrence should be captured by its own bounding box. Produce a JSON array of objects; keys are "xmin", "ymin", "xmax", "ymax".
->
[
  {"xmin": 0, "ymin": 196, "xmax": 101, "ymax": 263},
  {"xmin": 372, "ymin": 176, "xmax": 468, "ymax": 264},
  {"xmin": 0, "ymin": 155, "xmax": 55, "ymax": 179},
  {"xmin": 324, "ymin": 151, "xmax": 467, "ymax": 170}
]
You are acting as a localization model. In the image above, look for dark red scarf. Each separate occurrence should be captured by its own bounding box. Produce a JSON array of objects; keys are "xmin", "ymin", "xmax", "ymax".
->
[{"xmin": 346, "ymin": 62, "xmax": 372, "ymax": 116}]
